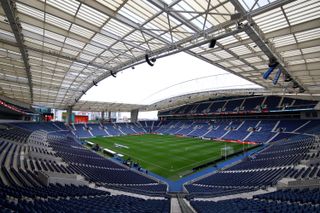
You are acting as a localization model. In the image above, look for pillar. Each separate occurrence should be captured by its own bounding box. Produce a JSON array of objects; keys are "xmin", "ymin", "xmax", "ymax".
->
[
  {"xmin": 130, "ymin": 109, "xmax": 139, "ymax": 123},
  {"xmin": 66, "ymin": 106, "xmax": 73, "ymax": 124},
  {"xmin": 108, "ymin": 111, "xmax": 111, "ymax": 121},
  {"xmin": 101, "ymin": 111, "xmax": 105, "ymax": 120}
]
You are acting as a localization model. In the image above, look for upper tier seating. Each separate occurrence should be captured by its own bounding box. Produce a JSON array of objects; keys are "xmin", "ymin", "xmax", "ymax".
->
[
  {"xmin": 195, "ymin": 102, "xmax": 211, "ymax": 114},
  {"xmin": 224, "ymin": 99, "xmax": 243, "ymax": 112},
  {"xmin": 159, "ymin": 96, "xmax": 318, "ymax": 116},
  {"xmin": 208, "ymin": 101, "xmax": 225, "ymax": 113},
  {"xmin": 281, "ymin": 97, "xmax": 318, "ymax": 110},
  {"xmin": 241, "ymin": 97, "xmax": 264, "ymax": 111},
  {"xmin": 263, "ymin": 96, "xmax": 282, "ymax": 110}
]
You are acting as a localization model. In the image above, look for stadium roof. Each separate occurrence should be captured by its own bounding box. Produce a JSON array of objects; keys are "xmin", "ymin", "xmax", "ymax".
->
[
  {"xmin": 0, "ymin": 0, "xmax": 319, "ymax": 111},
  {"xmin": 73, "ymin": 100, "xmax": 146, "ymax": 112}
]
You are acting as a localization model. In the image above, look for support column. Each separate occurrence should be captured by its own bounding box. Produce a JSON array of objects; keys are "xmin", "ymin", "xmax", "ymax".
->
[
  {"xmin": 130, "ymin": 109, "xmax": 139, "ymax": 123},
  {"xmin": 66, "ymin": 106, "xmax": 73, "ymax": 124},
  {"xmin": 101, "ymin": 111, "xmax": 105, "ymax": 121},
  {"xmin": 108, "ymin": 111, "xmax": 111, "ymax": 121}
]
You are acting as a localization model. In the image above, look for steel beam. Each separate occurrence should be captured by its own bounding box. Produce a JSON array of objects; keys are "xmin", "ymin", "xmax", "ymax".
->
[
  {"xmin": 0, "ymin": 38, "xmax": 114, "ymax": 71},
  {"xmin": 75, "ymin": 0, "xmax": 307, "ymax": 107},
  {"xmin": 230, "ymin": 0, "xmax": 305, "ymax": 92},
  {"xmin": 1, "ymin": 0, "xmax": 33, "ymax": 101},
  {"xmin": 147, "ymin": 0, "xmax": 200, "ymax": 33}
]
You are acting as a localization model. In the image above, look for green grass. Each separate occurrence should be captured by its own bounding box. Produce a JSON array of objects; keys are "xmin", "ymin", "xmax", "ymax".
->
[{"xmin": 88, "ymin": 134, "xmax": 255, "ymax": 180}]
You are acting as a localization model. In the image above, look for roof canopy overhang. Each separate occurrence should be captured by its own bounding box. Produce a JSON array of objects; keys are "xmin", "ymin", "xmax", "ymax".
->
[
  {"xmin": 0, "ymin": 0, "xmax": 319, "ymax": 110},
  {"xmin": 73, "ymin": 100, "xmax": 146, "ymax": 112}
]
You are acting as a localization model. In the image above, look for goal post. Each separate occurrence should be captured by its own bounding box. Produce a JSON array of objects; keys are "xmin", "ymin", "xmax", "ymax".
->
[{"xmin": 221, "ymin": 145, "xmax": 234, "ymax": 159}]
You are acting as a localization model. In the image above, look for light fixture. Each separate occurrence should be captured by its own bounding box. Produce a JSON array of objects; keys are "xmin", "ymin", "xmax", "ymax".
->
[
  {"xmin": 236, "ymin": 22, "xmax": 244, "ymax": 29},
  {"xmin": 209, "ymin": 39, "xmax": 216, "ymax": 48},
  {"xmin": 230, "ymin": 13, "xmax": 241, "ymax": 21},
  {"xmin": 284, "ymin": 74, "xmax": 292, "ymax": 82},
  {"xmin": 110, "ymin": 71, "xmax": 116, "ymax": 78}
]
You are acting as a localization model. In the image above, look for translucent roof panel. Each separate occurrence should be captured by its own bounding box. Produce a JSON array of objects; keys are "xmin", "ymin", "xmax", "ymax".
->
[
  {"xmin": 239, "ymin": 0, "xmax": 277, "ymax": 11},
  {"xmin": 76, "ymin": 4, "xmax": 109, "ymax": 27},
  {"xmin": 44, "ymin": 0, "xmax": 80, "ymax": 16},
  {"xmin": 0, "ymin": 0, "xmax": 318, "ymax": 110}
]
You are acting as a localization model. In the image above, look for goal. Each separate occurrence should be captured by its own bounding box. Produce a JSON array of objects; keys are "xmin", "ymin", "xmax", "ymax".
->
[{"xmin": 221, "ymin": 145, "xmax": 234, "ymax": 158}]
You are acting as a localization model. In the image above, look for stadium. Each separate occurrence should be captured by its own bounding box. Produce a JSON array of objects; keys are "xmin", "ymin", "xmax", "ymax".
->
[{"xmin": 0, "ymin": 0, "xmax": 319, "ymax": 212}]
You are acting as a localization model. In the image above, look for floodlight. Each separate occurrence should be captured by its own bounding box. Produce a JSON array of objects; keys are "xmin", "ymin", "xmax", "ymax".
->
[
  {"xmin": 263, "ymin": 59, "xmax": 279, "ymax": 80},
  {"xmin": 272, "ymin": 68, "xmax": 282, "ymax": 85}
]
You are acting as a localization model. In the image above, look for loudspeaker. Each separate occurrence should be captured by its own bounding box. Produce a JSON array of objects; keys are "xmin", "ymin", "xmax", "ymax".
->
[
  {"xmin": 110, "ymin": 71, "xmax": 116, "ymax": 78},
  {"xmin": 145, "ymin": 54, "xmax": 154, "ymax": 66},
  {"xmin": 292, "ymin": 82, "xmax": 299, "ymax": 88},
  {"xmin": 272, "ymin": 68, "xmax": 282, "ymax": 85}
]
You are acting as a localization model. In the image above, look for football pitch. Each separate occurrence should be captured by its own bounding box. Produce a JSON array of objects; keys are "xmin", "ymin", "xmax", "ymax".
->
[{"xmin": 88, "ymin": 134, "xmax": 256, "ymax": 180}]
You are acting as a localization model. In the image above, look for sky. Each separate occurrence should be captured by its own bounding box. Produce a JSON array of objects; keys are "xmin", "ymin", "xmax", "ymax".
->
[{"xmin": 82, "ymin": 52, "xmax": 260, "ymax": 111}]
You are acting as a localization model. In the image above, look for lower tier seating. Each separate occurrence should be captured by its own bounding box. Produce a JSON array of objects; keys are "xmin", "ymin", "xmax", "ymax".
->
[
  {"xmin": 191, "ymin": 197, "xmax": 320, "ymax": 213},
  {"xmin": 1, "ymin": 193, "xmax": 170, "ymax": 213}
]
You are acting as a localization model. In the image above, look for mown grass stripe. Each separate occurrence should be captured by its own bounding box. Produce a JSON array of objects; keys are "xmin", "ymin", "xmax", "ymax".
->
[{"xmin": 88, "ymin": 134, "xmax": 254, "ymax": 180}]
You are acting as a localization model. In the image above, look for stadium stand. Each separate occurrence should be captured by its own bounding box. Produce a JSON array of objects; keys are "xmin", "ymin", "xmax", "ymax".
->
[
  {"xmin": 158, "ymin": 96, "xmax": 318, "ymax": 116},
  {"xmin": 1, "ymin": 100, "xmax": 320, "ymax": 212},
  {"xmin": 184, "ymin": 134, "xmax": 319, "ymax": 198},
  {"xmin": 0, "ymin": 122, "xmax": 170, "ymax": 211},
  {"xmin": 0, "ymin": 0, "xmax": 319, "ymax": 211},
  {"xmin": 73, "ymin": 124, "xmax": 92, "ymax": 138},
  {"xmin": 190, "ymin": 197, "xmax": 320, "ymax": 213},
  {"xmin": 86, "ymin": 123, "xmax": 108, "ymax": 137}
]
